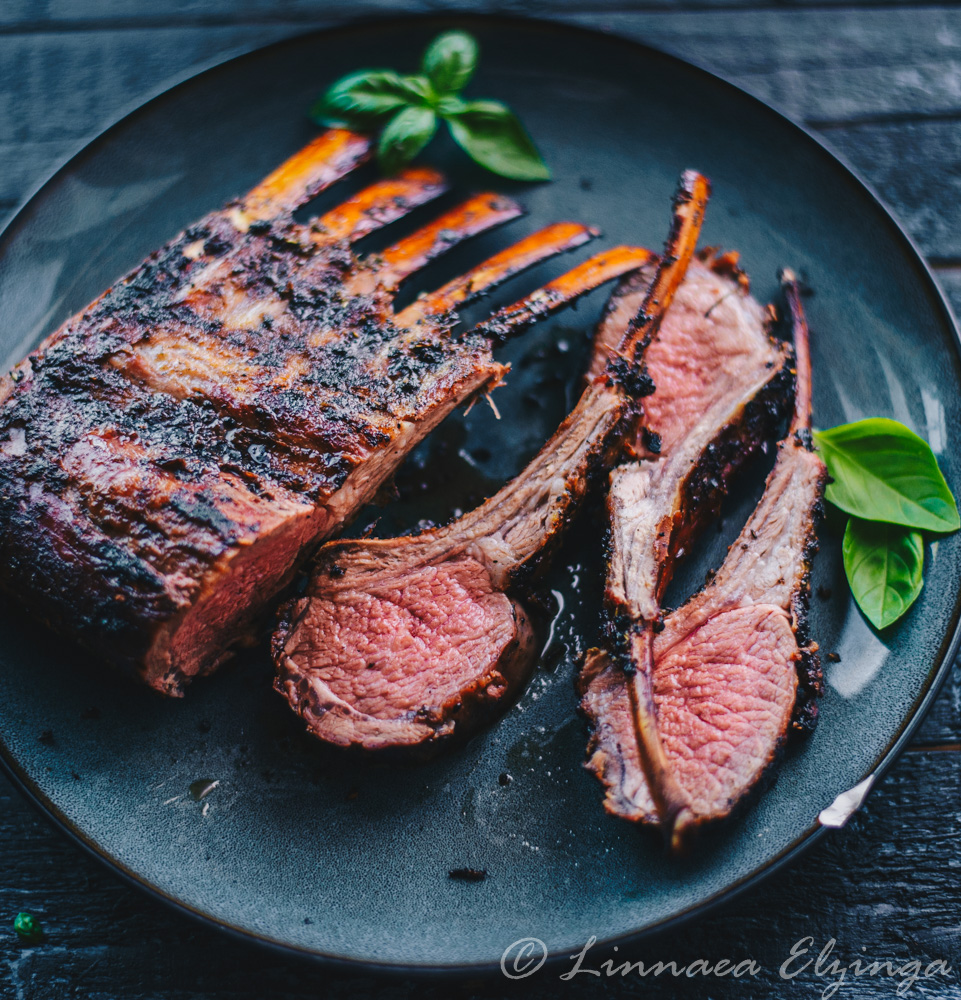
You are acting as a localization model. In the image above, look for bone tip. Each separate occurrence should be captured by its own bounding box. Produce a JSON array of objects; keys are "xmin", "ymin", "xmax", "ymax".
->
[
  {"xmin": 678, "ymin": 169, "xmax": 712, "ymax": 199},
  {"xmin": 666, "ymin": 805, "xmax": 696, "ymax": 855},
  {"xmin": 396, "ymin": 165, "xmax": 448, "ymax": 190},
  {"xmin": 779, "ymin": 266, "xmax": 798, "ymax": 286}
]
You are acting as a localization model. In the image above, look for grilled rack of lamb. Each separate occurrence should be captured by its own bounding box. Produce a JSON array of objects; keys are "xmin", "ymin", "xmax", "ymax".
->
[
  {"xmin": 0, "ymin": 129, "xmax": 658, "ymax": 696},
  {"xmin": 580, "ymin": 269, "xmax": 826, "ymax": 849},
  {"xmin": 272, "ymin": 171, "xmax": 711, "ymax": 753}
]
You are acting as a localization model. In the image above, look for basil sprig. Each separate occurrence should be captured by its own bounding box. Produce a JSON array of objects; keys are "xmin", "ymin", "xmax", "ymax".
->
[
  {"xmin": 814, "ymin": 418, "xmax": 959, "ymax": 629},
  {"xmin": 312, "ymin": 31, "xmax": 551, "ymax": 181}
]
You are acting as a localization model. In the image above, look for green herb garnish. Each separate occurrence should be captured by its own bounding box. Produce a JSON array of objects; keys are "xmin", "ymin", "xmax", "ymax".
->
[
  {"xmin": 814, "ymin": 418, "xmax": 959, "ymax": 629},
  {"xmin": 841, "ymin": 518, "xmax": 924, "ymax": 630},
  {"xmin": 312, "ymin": 31, "xmax": 551, "ymax": 182},
  {"xmin": 13, "ymin": 912, "xmax": 43, "ymax": 944},
  {"xmin": 815, "ymin": 418, "xmax": 959, "ymax": 532}
]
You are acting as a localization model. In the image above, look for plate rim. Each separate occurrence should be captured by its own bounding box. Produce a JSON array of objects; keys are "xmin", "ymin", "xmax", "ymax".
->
[{"xmin": 1, "ymin": 11, "xmax": 960, "ymax": 977}]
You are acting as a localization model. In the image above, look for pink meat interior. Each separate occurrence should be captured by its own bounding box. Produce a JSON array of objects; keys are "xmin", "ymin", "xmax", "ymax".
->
[{"xmin": 288, "ymin": 557, "xmax": 518, "ymax": 718}]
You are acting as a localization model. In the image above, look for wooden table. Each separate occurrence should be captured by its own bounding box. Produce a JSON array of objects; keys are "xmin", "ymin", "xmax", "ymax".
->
[{"xmin": 1, "ymin": 4, "xmax": 959, "ymax": 997}]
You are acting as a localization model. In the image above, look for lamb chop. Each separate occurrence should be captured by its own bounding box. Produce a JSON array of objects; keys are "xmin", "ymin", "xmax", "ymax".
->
[
  {"xmin": 0, "ymin": 128, "xmax": 655, "ymax": 696},
  {"xmin": 579, "ymin": 270, "xmax": 825, "ymax": 848},
  {"xmin": 578, "ymin": 252, "xmax": 794, "ymax": 828},
  {"xmin": 272, "ymin": 170, "xmax": 711, "ymax": 753}
]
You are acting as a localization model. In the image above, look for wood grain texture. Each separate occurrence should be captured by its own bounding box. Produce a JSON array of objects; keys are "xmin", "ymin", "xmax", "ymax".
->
[
  {"xmin": 0, "ymin": 4, "xmax": 959, "ymax": 996},
  {"xmin": 569, "ymin": 8, "xmax": 961, "ymax": 122},
  {"xmin": 0, "ymin": 0, "xmax": 955, "ymax": 30}
]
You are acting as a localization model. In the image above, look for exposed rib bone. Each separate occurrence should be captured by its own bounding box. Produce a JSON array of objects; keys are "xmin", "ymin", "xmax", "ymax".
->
[
  {"xmin": 606, "ymin": 171, "xmax": 711, "ymax": 369},
  {"xmin": 313, "ymin": 168, "xmax": 448, "ymax": 243},
  {"xmin": 240, "ymin": 129, "xmax": 372, "ymax": 221},
  {"xmin": 781, "ymin": 269, "xmax": 812, "ymax": 432},
  {"xmin": 604, "ymin": 171, "xmax": 713, "ymax": 834},
  {"xmin": 395, "ymin": 222, "xmax": 598, "ymax": 327},
  {"xmin": 474, "ymin": 246, "xmax": 656, "ymax": 344},
  {"xmin": 373, "ymin": 193, "xmax": 524, "ymax": 291}
]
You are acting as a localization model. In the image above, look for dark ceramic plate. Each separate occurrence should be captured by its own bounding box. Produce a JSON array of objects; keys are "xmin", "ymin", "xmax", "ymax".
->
[{"xmin": 1, "ymin": 15, "xmax": 959, "ymax": 975}]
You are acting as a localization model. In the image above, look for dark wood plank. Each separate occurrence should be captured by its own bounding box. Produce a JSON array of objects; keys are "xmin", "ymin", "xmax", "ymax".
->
[
  {"xmin": 2, "ymin": 749, "xmax": 958, "ymax": 997},
  {"xmin": 566, "ymin": 7, "xmax": 961, "ymax": 123},
  {"xmin": 0, "ymin": 10, "xmax": 959, "ymax": 997},
  {"xmin": 0, "ymin": 0, "xmax": 957, "ymax": 31},
  {"xmin": 818, "ymin": 119, "xmax": 961, "ymax": 260}
]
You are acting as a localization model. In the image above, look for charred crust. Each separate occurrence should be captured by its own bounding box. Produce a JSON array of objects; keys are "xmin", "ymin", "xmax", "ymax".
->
[
  {"xmin": 0, "ymin": 193, "xmax": 504, "ymax": 688},
  {"xmin": 789, "ymin": 459, "xmax": 829, "ymax": 733},
  {"xmin": 606, "ymin": 356, "xmax": 655, "ymax": 399},
  {"xmin": 641, "ymin": 427, "xmax": 662, "ymax": 455},
  {"xmin": 271, "ymin": 598, "xmax": 297, "ymax": 663},
  {"xmin": 700, "ymin": 247, "xmax": 751, "ymax": 292},
  {"xmin": 669, "ymin": 349, "xmax": 795, "ymax": 562},
  {"xmin": 203, "ymin": 234, "xmax": 233, "ymax": 257}
]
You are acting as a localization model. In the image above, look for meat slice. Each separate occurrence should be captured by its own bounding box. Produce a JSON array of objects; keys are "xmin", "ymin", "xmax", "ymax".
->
[
  {"xmin": 580, "ymin": 270, "xmax": 826, "ymax": 847},
  {"xmin": 0, "ymin": 129, "xmax": 653, "ymax": 696},
  {"xmin": 576, "ymin": 251, "xmax": 794, "ymax": 828},
  {"xmin": 273, "ymin": 171, "xmax": 712, "ymax": 753}
]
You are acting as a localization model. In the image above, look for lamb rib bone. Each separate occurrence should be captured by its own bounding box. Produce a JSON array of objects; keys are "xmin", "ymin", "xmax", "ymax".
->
[{"xmin": 272, "ymin": 171, "xmax": 711, "ymax": 753}]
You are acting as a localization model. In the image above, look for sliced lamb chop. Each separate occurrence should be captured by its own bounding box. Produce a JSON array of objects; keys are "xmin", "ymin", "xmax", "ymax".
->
[
  {"xmin": 0, "ymin": 129, "xmax": 652, "ymax": 696},
  {"xmin": 273, "ymin": 171, "xmax": 712, "ymax": 753},
  {"xmin": 578, "ymin": 252, "xmax": 795, "ymax": 827},
  {"xmin": 580, "ymin": 270, "xmax": 826, "ymax": 848}
]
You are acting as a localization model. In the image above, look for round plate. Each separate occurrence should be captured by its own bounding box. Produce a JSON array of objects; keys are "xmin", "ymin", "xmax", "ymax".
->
[{"xmin": 1, "ymin": 14, "xmax": 959, "ymax": 975}]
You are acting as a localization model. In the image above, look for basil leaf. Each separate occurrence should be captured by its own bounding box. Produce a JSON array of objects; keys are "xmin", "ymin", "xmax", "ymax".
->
[
  {"xmin": 446, "ymin": 100, "xmax": 551, "ymax": 181},
  {"xmin": 842, "ymin": 517, "xmax": 924, "ymax": 629},
  {"xmin": 378, "ymin": 107, "xmax": 437, "ymax": 174},
  {"xmin": 814, "ymin": 418, "xmax": 959, "ymax": 533},
  {"xmin": 422, "ymin": 31, "xmax": 478, "ymax": 95},
  {"xmin": 400, "ymin": 74, "xmax": 434, "ymax": 105},
  {"xmin": 312, "ymin": 70, "xmax": 418, "ymax": 127},
  {"xmin": 436, "ymin": 94, "xmax": 468, "ymax": 117}
]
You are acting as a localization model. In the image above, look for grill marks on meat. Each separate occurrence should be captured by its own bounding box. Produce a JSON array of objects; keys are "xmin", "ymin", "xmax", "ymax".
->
[
  {"xmin": 0, "ymin": 129, "xmax": 651, "ymax": 696},
  {"xmin": 273, "ymin": 171, "xmax": 711, "ymax": 754},
  {"xmin": 580, "ymin": 270, "xmax": 825, "ymax": 848}
]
